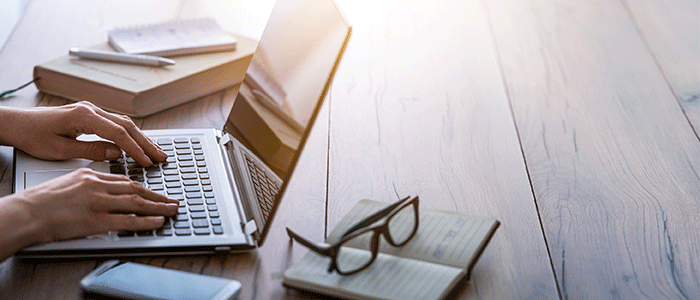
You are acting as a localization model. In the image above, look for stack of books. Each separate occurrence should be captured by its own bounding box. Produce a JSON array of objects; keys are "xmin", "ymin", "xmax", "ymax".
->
[{"xmin": 33, "ymin": 19, "xmax": 256, "ymax": 117}]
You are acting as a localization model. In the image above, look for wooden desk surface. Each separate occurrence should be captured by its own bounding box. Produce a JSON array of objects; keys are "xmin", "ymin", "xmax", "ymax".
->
[{"xmin": 0, "ymin": 0, "xmax": 697, "ymax": 299}]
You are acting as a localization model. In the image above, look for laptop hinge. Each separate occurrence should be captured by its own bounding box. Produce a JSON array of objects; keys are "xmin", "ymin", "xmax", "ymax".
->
[
  {"xmin": 218, "ymin": 132, "xmax": 232, "ymax": 146},
  {"xmin": 242, "ymin": 220, "xmax": 258, "ymax": 241}
]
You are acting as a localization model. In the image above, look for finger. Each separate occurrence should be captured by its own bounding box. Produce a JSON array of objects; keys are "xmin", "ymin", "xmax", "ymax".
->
[
  {"xmin": 79, "ymin": 111, "xmax": 153, "ymax": 166},
  {"xmin": 103, "ymin": 180, "xmax": 178, "ymax": 204},
  {"xmin": 105, "ymin": 193, "xmax": 178, "ymax": 216},
  {"xmin": 103, "ymin": 214, "xmax": 167, "ymax": 232},
  {"xmin": 57, "ymin": 139, "xmax": 125, "ymax": 162},
  {"xmin": 91, "ymin": 107, "xmax": 167, "ymax": 163}
]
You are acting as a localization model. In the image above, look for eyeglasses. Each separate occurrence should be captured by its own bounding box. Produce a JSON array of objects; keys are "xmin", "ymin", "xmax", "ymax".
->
[{"xmin": 286, "ymin": 196, "xmax": 419, "ymax": 275}]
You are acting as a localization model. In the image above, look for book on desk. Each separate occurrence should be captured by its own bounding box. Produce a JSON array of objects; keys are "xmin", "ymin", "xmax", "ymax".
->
[
  {"xmin": 283, "ymin": 199, "xmax": 500, "ymax": 300},
  {"xmin": 33, "ymin": 35, "xmax": 256, "ymax": 117}
]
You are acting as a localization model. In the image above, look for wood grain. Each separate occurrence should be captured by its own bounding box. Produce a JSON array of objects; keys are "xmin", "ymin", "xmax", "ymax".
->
[
  {"xmin": 486, "ymin": 0, "xmax": 700, "ymax": 298},
  {"xmin": 325, "ymin": 0, "xmax": 558, "ymax": 298},
  {"xmin": 621, "ymin": 0, "xmax": 700, "ymax": 137}
]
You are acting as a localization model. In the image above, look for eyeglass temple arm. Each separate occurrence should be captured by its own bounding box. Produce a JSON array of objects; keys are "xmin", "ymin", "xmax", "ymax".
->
[
  {"xmin": 286, "ymin": 227, "xmax": 331, "ymax": 255},
  {"xmin": 340, "ymin": 196, "xmax": 412, "ymax": 238}
]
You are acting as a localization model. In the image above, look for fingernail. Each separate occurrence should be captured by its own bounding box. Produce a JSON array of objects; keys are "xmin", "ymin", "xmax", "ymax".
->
[{"xmin": 105, "ymin": 147, "xmax": 121, "ymax": 160}]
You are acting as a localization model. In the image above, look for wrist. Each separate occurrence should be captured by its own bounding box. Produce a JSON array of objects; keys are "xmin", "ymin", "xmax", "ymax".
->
[
  {"xmin": 0, "ymin": 106, "xmax": 24, "ymax": 147},
  {"xmin": 1, "ymin": 193, "xmax": 49, "ymax": 247}
]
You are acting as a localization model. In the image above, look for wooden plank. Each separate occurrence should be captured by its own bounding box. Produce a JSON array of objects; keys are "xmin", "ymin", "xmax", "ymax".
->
[
  {"xmin": 486, "ymin": 0, "xmax": 700, "ymax": 298},
  {"xmin": 622, "ymin": 0, "xmax": 700, "ymax": 137},
  {"xmin": 325, "ymin": 0, "xmax": 558, "ymax": 298}
]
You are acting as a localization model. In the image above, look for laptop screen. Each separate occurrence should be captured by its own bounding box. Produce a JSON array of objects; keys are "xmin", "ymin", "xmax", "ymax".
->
[{"xmin": 224, "ymin": 0, "xmax": 351, "ymax": 242}]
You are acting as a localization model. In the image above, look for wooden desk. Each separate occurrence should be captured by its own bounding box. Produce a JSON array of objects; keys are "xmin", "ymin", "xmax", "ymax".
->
[{"xmin": 0, "ymin": 0, "xmax": 697, "ymax": 299}]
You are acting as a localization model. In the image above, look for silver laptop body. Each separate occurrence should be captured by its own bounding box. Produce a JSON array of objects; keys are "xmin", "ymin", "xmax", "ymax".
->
[{"xmin": 12, "ymin": 0, "xmax": 351, "ymax": 257}]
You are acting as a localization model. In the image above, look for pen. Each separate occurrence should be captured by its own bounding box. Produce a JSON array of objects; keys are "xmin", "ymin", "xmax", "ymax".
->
[{"xmin": 69, "ymin": 48, "xmax": 175, "ymax": 66}]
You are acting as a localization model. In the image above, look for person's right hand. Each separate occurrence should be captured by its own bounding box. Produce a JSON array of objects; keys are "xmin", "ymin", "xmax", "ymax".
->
[{"xmin": 12, "ymin": 168, "xmax": 178, "ymax": 245}]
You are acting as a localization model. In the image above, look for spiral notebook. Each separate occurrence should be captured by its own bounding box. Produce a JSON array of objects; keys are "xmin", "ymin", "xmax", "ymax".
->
[{"xmin": 108, "ymin": 18, "xmax": 238, "ymax": 57}]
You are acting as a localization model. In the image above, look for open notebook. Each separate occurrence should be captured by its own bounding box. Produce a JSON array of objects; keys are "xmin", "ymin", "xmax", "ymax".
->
[{"xmin": 283, "ymin": 199, "xmax": 500, "ymax": 300}]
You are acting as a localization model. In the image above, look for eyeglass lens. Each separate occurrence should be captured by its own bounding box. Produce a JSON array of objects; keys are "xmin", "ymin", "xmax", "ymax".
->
[
  {"xmin": 387, "ymin": 203, "xmax": 416, "ymax": 245},
  {"xmin": 335, "ymin": 202, "xmax": 416, "ymax": 273},
  {"xmin": 337, "ymin": 230, "xmax": 374, "ymax": 273}
]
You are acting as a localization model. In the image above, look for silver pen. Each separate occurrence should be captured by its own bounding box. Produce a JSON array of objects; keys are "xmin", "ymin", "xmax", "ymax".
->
[{"xmin": 69, "ymin": 47, "xmax": 175, "ymax": 66}]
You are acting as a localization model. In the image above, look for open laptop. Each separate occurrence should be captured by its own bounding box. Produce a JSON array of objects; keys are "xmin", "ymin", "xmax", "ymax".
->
[{"xmin": 12, "ymin": 0, "xmax": 351, "ymax": 257}]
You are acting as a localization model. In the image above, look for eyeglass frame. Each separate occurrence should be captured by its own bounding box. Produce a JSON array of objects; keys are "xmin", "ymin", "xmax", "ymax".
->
[{"xmin": 286, "ymin": 195, "xmax": 420, "ymax": 275}]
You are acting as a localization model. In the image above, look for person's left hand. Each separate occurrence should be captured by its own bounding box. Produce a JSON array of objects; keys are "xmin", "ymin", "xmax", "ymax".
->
[{"xmin": 1, "ymin": 101, "xmax": 166, "ymax": 166}]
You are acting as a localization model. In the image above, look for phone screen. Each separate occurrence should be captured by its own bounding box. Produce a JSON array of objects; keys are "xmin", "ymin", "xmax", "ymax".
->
[{"xmin": 83, "ymin": 262, "xmax": 239, "ymax": 300}]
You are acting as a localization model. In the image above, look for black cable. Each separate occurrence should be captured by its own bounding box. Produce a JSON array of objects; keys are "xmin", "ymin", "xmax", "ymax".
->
[{"xmin": 0, "ymin": 77, "xmax": 39, "ymax": 98}]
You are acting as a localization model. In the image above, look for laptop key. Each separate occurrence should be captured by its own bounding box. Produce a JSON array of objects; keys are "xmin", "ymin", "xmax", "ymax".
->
[
  {"xmin": 187, "ymin": 199, "xmax": 204, "ymax": 205},
  {"xmin": 157, "ymin": 138, "xmax": 173, "ymax": 145},
  {"xmin": 205, "ymin": 198, "xmax": 216, "ymax": 205},
  {"xmin": 175, "ymin": 229, "xmax": 191, "ymax": 236},
  {"xmin": 192, "ymin": 219, "xmax": 209, "ymax": 228},
  {"xmin": 186, "ymin": 192, "xmax": 202, "ymax": 199},
  {"xmin": 156, "ymin": 228, "xmax": 173, "ymax": 236},
  {"xmin": 211, "ymin": 218, "xmax": 222, "ymax": 226},
  {"xmin": 174, "ymin": 214, "xmax": 189, "ymax": 221},
  {"xmin": 180, "ymin": 167, "xmax": 196, "ymax": 173},
  {"xmin": 190, "ymin": 137, "xmax": 201, "ymax": 144},
  {"xmin": 189, "ymin": 205, "xmax": 205, "ymax": 212},
  {"xmin": 194, "ymin": 228, "xmax": 210, "ymax": 235},
  {"xmin": 190, "ymin": 212, "xmax": 207, "ymax": 219},
  {"xmin": 209, "ymin": 211, "xmax": 220, "ymax": 218},
  {"xmin": 173, "ymin": 137, "xmax": 189, "ymax": 144},
  {"xmin": 176, "ymin": 149, "xmax": 192, "ymax": 156},
  {"xmin": 178, "ymin": 207, "xmax": 187, "ymax": 214},
  {"xmin": 117, "ymin": 231, "xmax": 135, "ymax": 237},
  {"xmin": 212, "ymin": 226, "xmax": 224, "ymax": 234},
  {"xmin": 183, "ymin": 179, "xmax": 199, "ymax": 186},
  {"xmin": 145, "ymin": 171, "xmax": 161, "ymax": 178},
  {"xmin": 162, "ymin": 163, "xmax": 177, "ymax": 169},
  {"xmin": 173, "ymin": 221, "xmax": 190, "ymax": 229},
  {"xmin": 179, "ymin": 161, "xmax": 195, "ymax": 168},
  {"xmin": 174, "ymin": 143, "xmax": 190, "ymax": 149},
  {"xmin": 207, "ymin": 205, "xmax": 218, "ymax": 211},
  {"xmin": 163, "ymin": 169, "xmax": 179, "ymax": 176},
  {"xmin": 167, "ymin": 188, "xmax": 183, "ymax": 195},
  {"xmin": 164, "ymin": 175, "xmax": 180, "ymax": 182},
  {"xmin": 109, "ymin": 165, "xmax": 125, "ymax": 174},
  {"xmin": 149, "ymin": 184, "xmax": 164, "ymax": 191},
  {"xmin": 184, "ymin": 186, "xmax": 200, "ymax": 193},
  {"xmin": 204, "ymin": 192, "xmax": 215, "ymax": 198},
  {"xmin": 136, "ymin": 230, "xmax": 153, "ymax": 237},
  {"xmin": 147, "ymin": 178, "xmax": 163, "ymax": 184},
  {"xmin": 182, "ymin": 174, "xmax": 197, "ymax": 180},
  {"xmin": 166, "ymin": 182, "xmax": 181, "ymax": 188}
]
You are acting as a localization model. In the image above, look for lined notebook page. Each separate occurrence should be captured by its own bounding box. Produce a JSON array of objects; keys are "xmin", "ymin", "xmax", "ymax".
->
[
  {"xmin": 326, "ymin": 199, "xmax": 500, "ymax": 269},
  {"xmin": 285, "ymin": 250, "xmax": 463, "ymax": 300}
]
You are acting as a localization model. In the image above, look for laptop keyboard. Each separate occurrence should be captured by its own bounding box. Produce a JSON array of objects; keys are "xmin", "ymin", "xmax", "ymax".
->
[
  {"xmin": 243, "ymin": 153, "xmax": 280, "ymax": 223},
  {"xmin": 109, "ymin": 137, "xmax": 224, "ymax": 237}
]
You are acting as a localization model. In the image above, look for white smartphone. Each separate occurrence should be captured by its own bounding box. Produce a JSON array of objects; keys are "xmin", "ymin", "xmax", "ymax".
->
[{"xmin": 81, "ymin": 260, "xmax": 241, "ymax": 300}]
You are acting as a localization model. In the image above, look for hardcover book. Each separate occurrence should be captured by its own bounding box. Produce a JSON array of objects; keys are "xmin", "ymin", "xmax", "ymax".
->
[{"xmin": 33, "ymin": 35, "xmax": 256, "ymax": 117}]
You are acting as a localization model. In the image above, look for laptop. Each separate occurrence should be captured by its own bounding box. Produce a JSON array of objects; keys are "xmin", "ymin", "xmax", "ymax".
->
[{"xmin": 12, "ymin": 0, "xmax": 351, "ymax": 257}]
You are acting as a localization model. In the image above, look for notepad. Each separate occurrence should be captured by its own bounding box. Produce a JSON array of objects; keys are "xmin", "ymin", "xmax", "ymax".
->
[
  {"xmin": 282, "ymin": 199, "xmax": 501, "ymax": 300},
  {"xmin": 108, "ymin": 18, "xmax": 238, "ymax": 57}
]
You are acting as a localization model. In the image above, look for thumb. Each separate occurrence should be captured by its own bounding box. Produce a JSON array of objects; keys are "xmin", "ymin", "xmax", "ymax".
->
[{"xmin": 63, "ymin": 139, "xmax": 123, "ymax": 161}]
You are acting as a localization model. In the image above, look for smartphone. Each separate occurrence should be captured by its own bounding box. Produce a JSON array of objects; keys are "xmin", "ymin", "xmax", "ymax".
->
[{"xmin": 81, "ymin": 260, "xmax": 241, "ymax": 300}]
